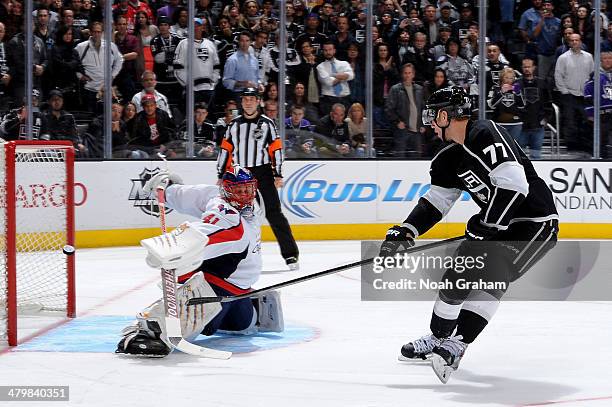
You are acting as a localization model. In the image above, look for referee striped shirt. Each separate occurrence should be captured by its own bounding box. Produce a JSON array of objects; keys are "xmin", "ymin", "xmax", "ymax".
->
[{"xmin": 217, "ymin": 114, "xmax": 284, "ymax": 177}]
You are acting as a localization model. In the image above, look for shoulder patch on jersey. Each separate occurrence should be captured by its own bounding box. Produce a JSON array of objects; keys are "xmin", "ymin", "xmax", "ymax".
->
[{"xmin": 216, "ymin": 203, "xmax": 237, "ymax": 216}]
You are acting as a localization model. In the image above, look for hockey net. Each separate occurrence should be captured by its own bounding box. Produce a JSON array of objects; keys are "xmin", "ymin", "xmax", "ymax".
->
[{"xmin": 0, "ymin": 141, "xmax": 75, "ymax": 346}]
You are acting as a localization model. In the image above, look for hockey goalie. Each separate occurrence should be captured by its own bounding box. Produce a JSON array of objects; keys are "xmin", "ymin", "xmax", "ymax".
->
[{"xmin": 116, "ymin": 165, "xmax": 284, "ymax": 357}]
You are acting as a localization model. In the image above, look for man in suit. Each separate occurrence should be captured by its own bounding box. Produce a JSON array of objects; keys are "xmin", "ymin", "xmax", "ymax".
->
[{"xmin": 384, "ymin": 63, "xmax": 425, "ymax": 157}]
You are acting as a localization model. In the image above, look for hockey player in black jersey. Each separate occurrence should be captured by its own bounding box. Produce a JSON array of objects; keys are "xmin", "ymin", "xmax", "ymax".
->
[{"xmin": 380, "ymin": 86, "xmax": 559, "ymax": 383}]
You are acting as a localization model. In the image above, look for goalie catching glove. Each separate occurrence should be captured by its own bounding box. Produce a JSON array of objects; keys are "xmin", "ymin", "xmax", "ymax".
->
[
  {"xmin": 144, "ymin": 170, "xmax": 184, "ymax": 194},
  {"xmin": 379, "ymin": 225, "xmax": 415, "ymax": 257}
]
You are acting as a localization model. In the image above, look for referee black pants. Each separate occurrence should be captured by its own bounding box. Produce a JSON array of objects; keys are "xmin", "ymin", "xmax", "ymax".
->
[{"xmin": 249, "ymin": 165, "xmax": 299, "ymax": 260}]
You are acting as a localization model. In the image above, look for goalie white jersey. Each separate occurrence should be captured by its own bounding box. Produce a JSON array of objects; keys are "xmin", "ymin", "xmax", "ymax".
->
[{"xmin": 164, "ymin": 183, "xmax": 262, "ymax": 289}]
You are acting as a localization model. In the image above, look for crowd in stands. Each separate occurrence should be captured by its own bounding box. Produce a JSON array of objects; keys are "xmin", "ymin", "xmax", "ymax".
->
[{"xmin": 0, "ymin": 0, "xmax": 610, "ymax": 159}]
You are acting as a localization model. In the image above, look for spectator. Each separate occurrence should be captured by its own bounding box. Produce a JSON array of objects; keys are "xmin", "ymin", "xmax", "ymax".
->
[
  {"xmin": 263, "ymin": 99, "xmax": 279, "ymax": 125},
  {"xmin": 317, "ymin": 41, "xmax": 354, "ymax": 115},
  {"xmin": 318, "ymin": 2, "xmax": 338, "ymax": 36},
  {"xmin": 251, "ymin": 30, "xmax": 272, "ymax": 86},
  {"xmin": 43, "ymin": 89, "xmax": 84, "ymax": 155},
  {"xmin": 395, "ymin": 29, "xmax": 413, "ymax": 63},
  {"xmin": 438, "ymin": 3, "xmax": 458, "ymax": 26},
  {"xmin": 478, "ymin": 42, "xmax": 510, "ymax": 98},
  {"xmin": 4, "ymin": 0, "xmax": 23, "ymax": 40},
  {"xmin": 173, "ymin": 18, "xmax": 220, "ymax": 107},
  {"xmin": 170, "ymin": 7, "xmax": 189, "ymax": 39},
  {"xmin": 401, "ymin": 32, "xmax": 435, "ymax": 84},
  {"xmin": 150, "ymin": 17, "xmax": 181, "ymax": 103},
  {"xmin": 295, "ymin": 13, "xmax": 329, "ymax": 57},
  {"xmin": 0, "ymin": 90, "xmax": 48, "ymax": 140},
  {"xmin": 431, "ymin": 25, "xmax": 452, "ymax": 60},
  {"xmin": 114, "ymin": 15, "xmax": 140, "ymax": 101},
  {"xmin": 331, "ymin": 15, "xmax": 355, "ymax": 61},
  {"xmin": 554, "ymin": 33, "xmax": 593, "ymax": 153},
  {"xmin": 451, "ymin": 1, "xmax": 477, "ymax": 42},
  {"xmin": 518, "ymin": 57, "xmax": 552, "ymax": 159},
  {"xmin": 6, "ymin": 20, "xmax": 48, "ymax": 107},
  {"xmin": 584, "ymin": 51, "xmax": 612, "ymax": 159},
  {"xmin": 459, "ymin": 22, "xmax": 479, "ymax": 61},
  {"xmin": 422, "ymin": 68, "xmax": 449, "ymax": 156},
  {"xmin": 179, "ymin": 102, "xmax": 217, "ymax": 158},
  {"xmin": 373, "ymin": 42, "xmax": 399, "ymax": 129},
  {"xmin": 498, "ymin": 0, "xmax": 515, "ymax": 42},
  {"xmin": 422, "ymin": 4, "xmax": 440, "ymax": 46},
  {"xmin": 530, "ymin": 0, "xmax": 560, "ymax": 82},
  {"xmin": 555, "ymin": 26, "xmax": 586, "ymax": 60},
  {"xmin": 262, "ymin": 82, "xmax": 278, "ymax": 105},
  {"xmin": 134, "ymin": 10, "xmax": 159, "ymax": 75},
  {"xmin": 122, "ymin": 100, "xmax": 137, "ymax": 135},
  {"xmin": 437, "ymin": 37, "xmax": 474, "ymax": 91},
  {"xmin": 315, "ymin": 102, "xmax": 352, "ymax": 156},
  {"xmin": 487, "ymin": 67, "xmax": 525, "ymax": 143},
  {"xmin": 70, "ymin": 0, "xmax": 90, "ymax": 38},
  {"xmin": 267, "ymin": 31, "xmax": 301, "ymax": 85},
  {"xmin": 573, "ymin": 5, "xmax": 593, "ymax": 50},
  {"xmin": 34, "ymin": 5, "xmax": 55, "ymax": 52},
  {"xmin": 214, "ymin": 99, "xmax": 238, "ymax": 142},
  {"xmin": 287, "ymin": 81, "xmax": 319, "ymax": 124},
  {"xmin": 603, "ymin": 22, "xmax": 612, "ymax": 52},
  {"xmin": 0, "ymin": 22, "xmax": 10, "ymax": 113},
  {"xmin": 157, "ymin": 0, "xmax": 180, "ymax": 20},
  {"xmin": 128, "ymin": 93, "xmax": 176, "ymax": 156},
  {"xmin": 384, "ymin": 63, "xmax": 424, "ymax": 157},
  {"xmin": 346, "ymin": 102, "xmax": 367, "ymax": 156},
  {"xmin": 346, "ymin": 42, "xmax": 365, "ymax": 105},
  {"xmin": 131, "ymin": 71, "xmax": 172, "ymax": 117},
  {"xmin": 293, "ymin": 39, "xmax": 321, "ymax": 107},
  {"xmin": 519, "ymin": 0, "xmax": 543, "ymax": 48},
  {"xmin": 33, "ymin": 0, "xmax": 60, "ymax": 33},
  {"xmin": 49, "ymin": 25, "xmax": 82, "ymax": 111},
  {"xmin": 75, "ymin": 21, "xmax": 123, "ymax": 112},
  {"xmin": 284, "ymin": 105, "xmax": 311, "ymax": 153},
  {"xmin": 288, "ymin": 134, "xmax": 319, "ymax": 158},
  {"xmin": 377, "ymin": 12, "xmax": 397, "ymax": 45},
  {"xmin": 223, "ymin": 31, "xmax": 263, "ymax": 100},
  {"xmin": 60, "ymin": 8, "xmax": 83, "ymax": 46}
]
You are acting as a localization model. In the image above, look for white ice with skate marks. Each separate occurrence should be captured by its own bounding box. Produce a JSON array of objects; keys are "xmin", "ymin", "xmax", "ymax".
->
[{"xmin": 1, "ymin": 241, "xmax": 611, "ymax": 407}]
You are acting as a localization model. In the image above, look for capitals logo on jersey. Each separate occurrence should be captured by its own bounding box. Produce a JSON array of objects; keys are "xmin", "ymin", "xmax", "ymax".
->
[
  {"xmin": 128, "ymin": 167, "xmax": 174, "ymax": 217},
  {"xmin": 458, "ymin": 170, "xmax": 490, "ymax": 204}
]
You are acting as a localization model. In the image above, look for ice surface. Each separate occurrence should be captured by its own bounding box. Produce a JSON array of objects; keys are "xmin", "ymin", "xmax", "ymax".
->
[{"xmin": 1, "ymin": 241, "xmax": 611, "ymax": 407}]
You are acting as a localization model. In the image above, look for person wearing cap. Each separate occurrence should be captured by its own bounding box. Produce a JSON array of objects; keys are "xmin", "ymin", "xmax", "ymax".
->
[
  {"xmin": 43, "ymin": 89, "xmax": 85, "ymax": 155},
  {"xmin": 128, "ymin": 92, "xmax": 176, "ymax": 156},
  {"xmin": 223, "ymin": 31, "xmax": 264, "ymax": 100},
  {"xmin": 131, "ymin": 70, "xmax": 172, "ymax": 117},
  {"xmin": 431, "ymin": 25, "xmax": 453, "ymax": 60},
  {"xmin": 0, "ymin": 89, "xmax": 49, "ymax": 141},
  {"xmin": 450, "ymin": 1, "xmax": 477, "ymax": 42},
  {"xmin": 438, "ymin": 2, "xmax": 458, "ymax": 25},
  {"xmin": 295, "ymin": 13, "xmax": 329, "ymax": 57},
  {"xmin": 173, "ymin": 17, "xmax": 220, "ymax": 108},
  {"xmin": 149, "ymin": 15, "xmax": 182, "ymax": 105},
  {"xmin": 156, "ymin": 0, "xmax": 180, "ymax": 21},
  {"xmin": 217, "ymin": 87, "xmax": 300, "ymax": 270}
]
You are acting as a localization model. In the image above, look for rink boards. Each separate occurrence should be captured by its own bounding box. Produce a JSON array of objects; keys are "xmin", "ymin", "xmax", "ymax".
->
[{"xmin": 58, "ymin": 160, "xmax": 612, "ymax": 246}]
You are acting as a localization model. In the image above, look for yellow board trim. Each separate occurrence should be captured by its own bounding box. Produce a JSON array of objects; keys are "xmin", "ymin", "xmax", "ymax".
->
[{"xmin": 74, "ymin": 223, "xmax": 612, "ymax": 248}]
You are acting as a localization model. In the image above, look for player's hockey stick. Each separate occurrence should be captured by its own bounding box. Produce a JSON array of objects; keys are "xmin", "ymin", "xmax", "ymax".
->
[
  {"xmin": 187, "ymin": 236, "xmax": 465, "ymax": 306},
  {"xmin": 155, "ymin": 155, "xmax": 231, "ymax": 359}
]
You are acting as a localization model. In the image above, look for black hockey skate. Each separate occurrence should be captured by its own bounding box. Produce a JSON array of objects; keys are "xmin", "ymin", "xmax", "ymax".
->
[
  {"xmin": 398, "ymin": 333, "xmax": 442, "ymax": 362},
  {"xmin": 431, "ymin": 335, "xmax": 467, "ymax": 383}
]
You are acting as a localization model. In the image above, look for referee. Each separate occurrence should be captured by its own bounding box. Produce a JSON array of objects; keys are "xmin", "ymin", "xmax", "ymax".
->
[{"xmin": 217, "ymin": 88, "xmax": 300, "ymax": 270}]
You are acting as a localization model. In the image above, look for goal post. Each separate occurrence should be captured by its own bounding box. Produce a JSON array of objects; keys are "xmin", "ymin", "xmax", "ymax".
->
[{"xmin": 0, "ymin": 140, "xmax": 75, "ymax": 346}]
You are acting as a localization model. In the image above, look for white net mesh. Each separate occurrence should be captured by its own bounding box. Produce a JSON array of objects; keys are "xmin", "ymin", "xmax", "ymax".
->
[{"xmin": 0, "ymin": 143, "xmax": 72, "ymax": 344}]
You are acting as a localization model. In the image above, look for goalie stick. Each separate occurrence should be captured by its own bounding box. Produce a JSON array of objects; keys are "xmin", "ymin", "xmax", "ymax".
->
[
  {"xmin": 187, "ymin": 236, "xmax": 465, "ymax": 306},
  {"xmin": 155, "ymin": 154, "xmax": 231, "ymax": 359}
]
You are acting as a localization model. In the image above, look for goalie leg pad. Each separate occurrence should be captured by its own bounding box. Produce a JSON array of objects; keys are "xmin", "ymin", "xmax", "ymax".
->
[
  {"xmin": 255, "ymin": 290, "xmax": 284, "ymax": 333},
  {"xmin": 141, "ymin": 222, "xmax": 209, "ymax": 276},
  {"xmin": 116, "ymin": 272, "xmax": 222, "ymax": 356}
]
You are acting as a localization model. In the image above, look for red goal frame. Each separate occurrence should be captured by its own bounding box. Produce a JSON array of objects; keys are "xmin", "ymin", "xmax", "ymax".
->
[{"xmin": 3, "ymin": 140, "xmax": 75, "ymax": 346}]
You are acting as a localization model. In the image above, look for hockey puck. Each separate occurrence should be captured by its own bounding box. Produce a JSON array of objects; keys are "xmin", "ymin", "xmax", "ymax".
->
[{"xmin": 62, "ymin": 245, "xmax": 75, "ymax": 256}]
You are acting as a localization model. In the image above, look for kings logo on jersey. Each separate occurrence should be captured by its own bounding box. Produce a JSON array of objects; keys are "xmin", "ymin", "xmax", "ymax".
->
[
  {"xmin": 458, "ymin": 170, "xmax": 490, "ymax": 204},
  {"xmin": 128, "ymin": 167, "xmax": 174, "ymax": 217}
]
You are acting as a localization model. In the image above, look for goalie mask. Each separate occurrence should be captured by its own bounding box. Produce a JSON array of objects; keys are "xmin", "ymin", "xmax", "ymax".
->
[
  {"xmin": 221, "ymin": 165, "xmax": 258, "ymax": 211},
  {"xmin": 422, "ymin": 86, "xmax": 472, "ymax": 127}
]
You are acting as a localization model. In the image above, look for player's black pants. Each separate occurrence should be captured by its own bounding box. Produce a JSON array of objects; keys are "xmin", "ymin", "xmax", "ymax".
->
[
  {"xmin": 431, "ymin": 219, "xmax": 558, "ymax": 341},
  {"xmin": 249, "ymin": 165, "xmax": 299, "ymax": 261}
]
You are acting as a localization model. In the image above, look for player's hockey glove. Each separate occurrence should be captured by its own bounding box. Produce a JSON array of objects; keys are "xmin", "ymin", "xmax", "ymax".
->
[
  {"xmin": 465, "ymin": 214, "xmax": 498, "ymax": 241},
  {"xmin": 143, "ymin": 170, "xmax": 184, "ymax": 194},
  {"xmin": 379, "ymin": 225, "xmax": 415, "ymax": 257}
]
